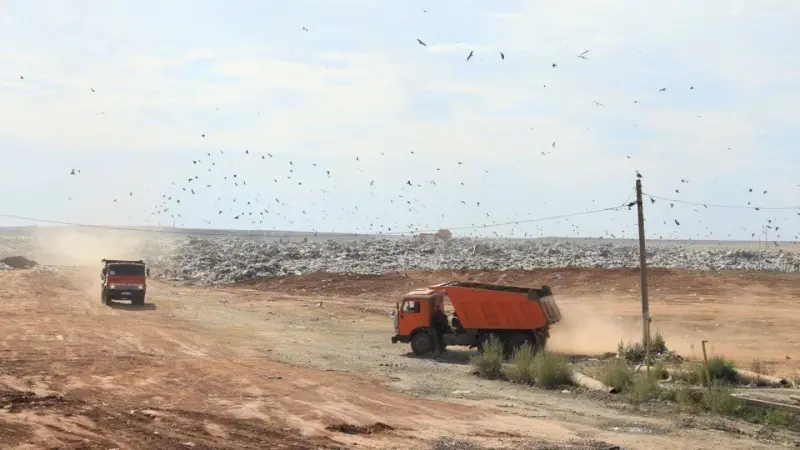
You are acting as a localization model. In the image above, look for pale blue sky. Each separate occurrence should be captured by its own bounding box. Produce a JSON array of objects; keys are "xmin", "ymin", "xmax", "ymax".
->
[{"xmin": 1, "ymin": 0, "xmax": 799, "ymax": 240}]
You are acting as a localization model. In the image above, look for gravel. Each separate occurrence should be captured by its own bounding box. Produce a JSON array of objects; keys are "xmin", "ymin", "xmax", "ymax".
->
[{"xmin": 1, "ymin": 234, "xmax": 797, "ymax": 284}]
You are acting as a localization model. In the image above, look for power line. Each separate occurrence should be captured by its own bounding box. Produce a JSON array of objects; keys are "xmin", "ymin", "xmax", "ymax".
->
[
  {"xmin": 644, "ymin": 193, "xmax": 800, "ymax": 211},
  {"xmin": 0, "ymin": 201, "xmax": 631, "ymax": 238},
  {"xmin": 391, "ymin": 203, "xmax": 630, "ymax": 235}
]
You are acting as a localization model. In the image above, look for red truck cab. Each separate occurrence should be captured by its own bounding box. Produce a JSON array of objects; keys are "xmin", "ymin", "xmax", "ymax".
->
[{"xmin": 100, "ymin": 259, "xmax": 148, "ymax": 306}]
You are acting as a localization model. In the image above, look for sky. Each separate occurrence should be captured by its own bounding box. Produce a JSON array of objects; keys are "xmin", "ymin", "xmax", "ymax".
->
[{"xmin": 1, "ymin": 0, "xmax": 799, "ymax": 241}]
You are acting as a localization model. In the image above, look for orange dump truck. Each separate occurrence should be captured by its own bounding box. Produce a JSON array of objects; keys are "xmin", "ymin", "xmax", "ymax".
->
[{"xmin": 391, "ymin": 281, "xmax": 562, "ymax": 356}]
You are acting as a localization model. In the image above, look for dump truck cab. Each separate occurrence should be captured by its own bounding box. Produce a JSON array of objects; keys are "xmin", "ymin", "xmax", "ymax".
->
[
  {"xmin": 100, "ymin": 259, "xmax": 148, "ymax": 306},
  {"xmin": 392, "ymin": 281, "xmax": 562, "ymax": 357}
]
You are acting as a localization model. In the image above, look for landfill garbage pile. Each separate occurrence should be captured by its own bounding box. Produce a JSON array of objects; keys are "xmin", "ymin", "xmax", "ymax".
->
[
  {"xmin": 0, "ymin": 256, "xmax": 38, "ymax": 269},
  {"xmin": 148, "ymin": 237, "xmax": 800, "ymax": 285}
]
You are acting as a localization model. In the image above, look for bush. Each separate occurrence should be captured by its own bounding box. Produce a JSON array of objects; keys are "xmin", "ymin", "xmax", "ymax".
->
[
  {"xmin": 627, "ymin": 372, "xmax": 664, "ymax": 404},
  {"xmin": 504, "ymin": 344, "xmax": 537, "ymax": 384},
  {"xmin": 675, "ymin": 356, "xmax": 737, "ymax": 386},
  {"xmin": 530, "ymin": 351, "xmax": 572, "ymax": 389},
  {"xmin": 597, "ymin": 360, "xmax": 634, "ymax": 393},
  {"xmin": 744, "ymin": 408, "xmax": 794, "ymax": 428},
  {"xmin": 704, "ymin": 383, "xmax": 744, "ymax": 415},
  {"xmin": 618, "ymin": 331, "xmax": 668, "ymax": 363},
  {"xmin": 618, "ymin": 340, "xmax": 646, "ymax": 363},
  {"xmin": 675, "ymin": 385, "xmax": 704, "ymax": 413},
  {"xmin": 470, "ymin": 335, "xmax": 504, "ymax": 379},
  {"xmin": 651, "ymin": 330, "xmax": 667, "ymax": 354},
  {"xmin": 706, "ymin": 356, "xmax": 737, "ymax": 385}
]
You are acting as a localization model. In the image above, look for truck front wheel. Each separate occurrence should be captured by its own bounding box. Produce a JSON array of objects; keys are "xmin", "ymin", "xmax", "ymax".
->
[
  {"xmin": 101, "ymin": 290, "xmax": 111, "ymax": 306},
  {"xmin": 410, "ymin": 332, "xmax": 433, "ymax": 356}
]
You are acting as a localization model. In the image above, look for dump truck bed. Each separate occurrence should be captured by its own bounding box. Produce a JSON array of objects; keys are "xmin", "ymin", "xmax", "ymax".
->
[{"xmin": 429, "ymin": 281, "xmax": 562, "ymax": 331}]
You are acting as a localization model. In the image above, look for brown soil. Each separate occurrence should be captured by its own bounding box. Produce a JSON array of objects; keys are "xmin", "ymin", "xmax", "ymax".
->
[{"xmin": 1, "ymin": 266, "xmax": 799, "ymax": 449}]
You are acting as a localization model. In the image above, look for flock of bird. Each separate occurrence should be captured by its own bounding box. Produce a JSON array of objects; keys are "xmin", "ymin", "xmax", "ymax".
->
[{"xmin": 15, "ymin": 8, "xmax": 800, "ymax": 244}]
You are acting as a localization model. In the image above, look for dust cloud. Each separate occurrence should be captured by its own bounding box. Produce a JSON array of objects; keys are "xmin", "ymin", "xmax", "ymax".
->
[
  {"xmin": 27, "ymin": 228, "xmax": 158, "ymax": 299},
  {"xmin": 29, "ymin": 228, "xmax": 150, "ymax": 266},
  {"xmin": 548, "ymin": 296, "xmax": 640, "ymax": 355}
]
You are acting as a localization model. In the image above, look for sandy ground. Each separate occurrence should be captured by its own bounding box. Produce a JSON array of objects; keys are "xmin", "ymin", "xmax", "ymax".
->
[{"xmin": 1, "ymin": 266, "xmax": 799, "ymax": 449}]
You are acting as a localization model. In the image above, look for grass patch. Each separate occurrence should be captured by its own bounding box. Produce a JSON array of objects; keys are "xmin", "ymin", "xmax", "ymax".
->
[
  {"xmin": 673, "ymin": 356, "xmax": 738, "ymax": 386},
  {"xmin": 529, "ymin": 351, "xmax": 572, "ymax": 389},
  {"xmin": 596, "ymin": 360, "xmax": 634, "ymax": 393},
  {"xmin": 470, "ymin": 335, "xmax": 504, "ymax": 380},
  {"xmin": 703, "ymin": 384, "xmax": 743, "ymax": 415},
  {"xmin": 618, "ymin": 340, "xmax": 646, "ymax": 363},
  {"xmin": 504, "ymin": 344, "xmax": 537, "ymax": 385},
  {"xmin": 617, "ymin": 330, "xmax": 669, "ymax": 364},
  {"xmin": 706, "ymin": 356, "xmax": 738, "ymax": 384},
  {"xmin": 651, "ymin": 330, "xmax": 667, "ymax": 354}
]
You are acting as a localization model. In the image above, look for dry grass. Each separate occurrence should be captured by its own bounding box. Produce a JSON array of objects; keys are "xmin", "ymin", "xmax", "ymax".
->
[{"xmin": 470, "ymin": 336, "xmax": 504, "ymax": 380}]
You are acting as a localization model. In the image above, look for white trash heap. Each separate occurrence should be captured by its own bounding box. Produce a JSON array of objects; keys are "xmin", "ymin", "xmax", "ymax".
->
[
  {"xmin": 1, "ymin": 235, "xmax": 797, "ymax": 282},
  {"xmin": 149, "ymin": 237, "xmax": 799, "ymax": 285}
]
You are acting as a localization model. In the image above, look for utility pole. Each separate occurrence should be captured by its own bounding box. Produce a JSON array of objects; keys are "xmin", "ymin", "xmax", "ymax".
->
[{"xmin": 635, "ymin": 179, "xmax": 651, "ymax": 352}]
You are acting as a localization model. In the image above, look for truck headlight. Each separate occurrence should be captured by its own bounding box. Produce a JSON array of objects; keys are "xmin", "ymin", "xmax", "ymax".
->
[
  {"xmin": 134, "ymin": 284, "xmax": 145, "ymax": 290},
  {"xmin": 109, "ymin": 284, "xmax": 118, "ymax": 289}
]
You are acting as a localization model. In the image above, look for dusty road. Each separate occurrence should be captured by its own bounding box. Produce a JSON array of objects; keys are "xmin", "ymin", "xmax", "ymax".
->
[{"xmin": 1, "ymin": 266, "xmax": 798, "ymax": 449}]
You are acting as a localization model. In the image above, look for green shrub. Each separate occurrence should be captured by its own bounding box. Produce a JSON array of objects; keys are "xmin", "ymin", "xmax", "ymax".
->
[
  {"xmin": 627, "ymin": 373, "xmax": 662, "ymax": 404},
  {"xmin": 704, "ymin": 383, "xmax": 743, "ymax": 415},
  {"xmin": 744, "ymin": 408, "xmax": 794, "ymax": 428},
  {"xmin": 706, "ymin": 356, "xmax": 737, "ymax": 385},
  {"xmin": 504, "ymin": 344, "xmax": 537, "ymax": 384},
  {"xmin": 651, "ymin": 330, "xmax": 667, "ymax": 354},
  {"xmin": 470, "ymin": 335, "xmax": 504, "ymax": 379},
  {"xmin": 530, "ymin": 351, "xmax": 572, "ymax": 389},
  {"xmin": 675, "ymin": 385, "xmax": 704, "ymax": 412},
  {"xmin": 618, "ymin": 340, "xmax": 646, "ymax": 363},
  {"xmin": 597, "ymin": 360, "xmax": 634, "ymax": 393}
]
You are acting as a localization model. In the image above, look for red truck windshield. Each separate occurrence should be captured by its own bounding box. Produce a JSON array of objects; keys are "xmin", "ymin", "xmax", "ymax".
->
[{"xmin": 107, "ymin": 264, "xmax": 146, "ymax": 276}]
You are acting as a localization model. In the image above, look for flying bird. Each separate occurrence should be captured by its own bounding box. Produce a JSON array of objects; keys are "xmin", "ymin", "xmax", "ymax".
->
[
  {"xmin": 500, "ymin": 52, "xmax": 505, "ymax": 60},
  {"xmin": 577, "ymin": 50, "xmax": 590, "ymax": 59},
  {"xmin": 466, "ymin": 50, "xmax": 474, "ymax": 61},
  {"xmin": 658, "ymin": 87, "xmax": 667, "ymax": 92},
  {"xmin": 417, "ymin": 39, "xmax": 427, "ymax": 46},
  {"xmin": 302, "ymin": 27, "xmax": 308, "ymax": 32}
]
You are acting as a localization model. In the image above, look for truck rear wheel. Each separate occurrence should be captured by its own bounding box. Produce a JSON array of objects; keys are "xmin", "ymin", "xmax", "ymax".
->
[
  {"xmin": 506, "ymin": 333, "xmax": 536, "ymax": 356},
  {"xmin": 410, "ymin": 332, "xmax": 433, "ymax": 356},
  {"xmin": 477, "ymin": 333, "xmax": 501, "ymax": 354}
]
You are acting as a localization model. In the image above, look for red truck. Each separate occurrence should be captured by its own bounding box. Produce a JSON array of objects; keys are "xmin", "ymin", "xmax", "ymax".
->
[
  {"xmin": 391, "ymin": 281, "xmax": 562, "ymax": 356},
  {"xmin": 100, "ymin": 259, "xmax": 148, "ymax": 306}
]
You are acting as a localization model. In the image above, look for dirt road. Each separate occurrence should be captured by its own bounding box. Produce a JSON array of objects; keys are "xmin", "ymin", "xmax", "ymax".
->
[{"xmin": 1, "ymin": 266, "xmax": 798, "ymax": 449}]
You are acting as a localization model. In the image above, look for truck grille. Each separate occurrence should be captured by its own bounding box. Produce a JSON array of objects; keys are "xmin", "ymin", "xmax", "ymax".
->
[{"xmin": 113, "ymin": 284, "xmax": 142, "ymax": 290}]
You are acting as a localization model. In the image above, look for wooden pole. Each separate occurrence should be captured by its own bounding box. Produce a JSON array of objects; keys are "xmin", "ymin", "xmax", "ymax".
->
[
  {"xmin": 701, "ymin": 340, "xmax": 712, "ymax": 394},
  {"xmin": 645, "ymin": 316, "xmax": 652, "ymax": 375},
  {"xmin": 635, "ymin": 179, "xmax": 651, "ymax": 355}
]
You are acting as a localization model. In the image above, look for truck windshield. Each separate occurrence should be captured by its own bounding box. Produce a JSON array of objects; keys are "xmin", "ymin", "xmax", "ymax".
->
[{"xmin": 108, "ymin": 264, "xmax": 145, "ymax": 276}]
